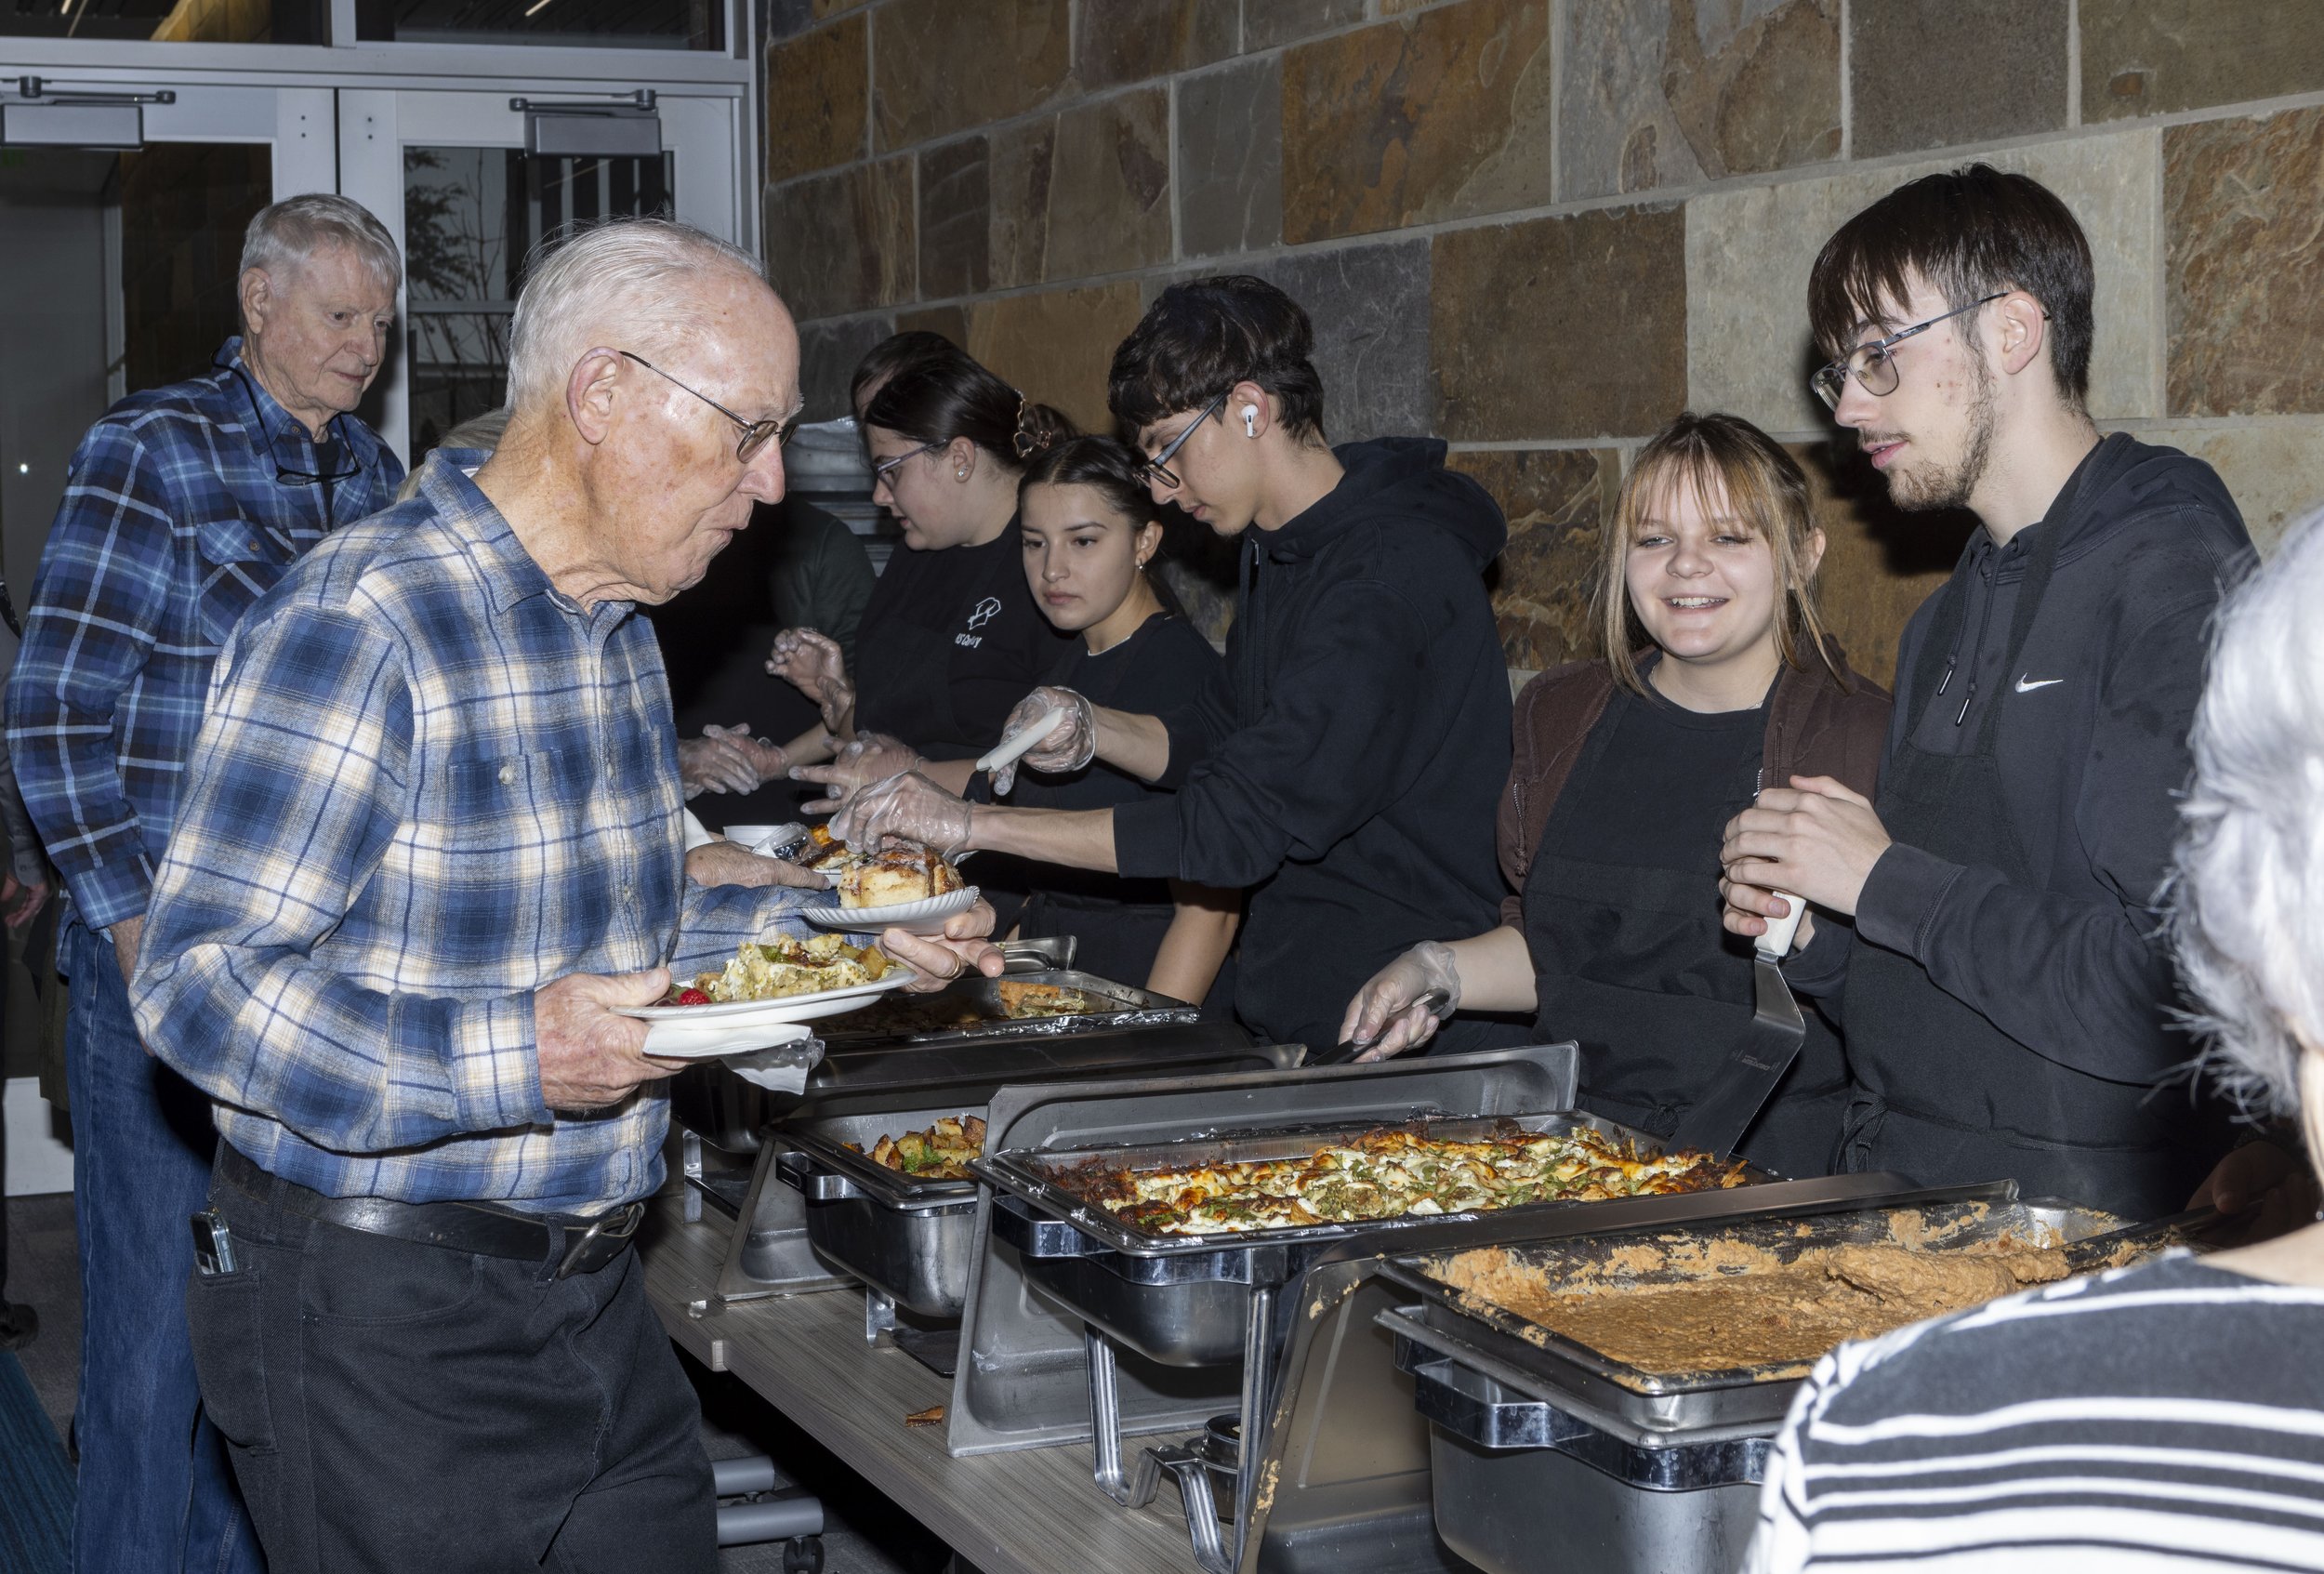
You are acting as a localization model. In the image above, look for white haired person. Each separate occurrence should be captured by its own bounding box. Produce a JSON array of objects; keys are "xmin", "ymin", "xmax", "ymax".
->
[
  {"xmin": 1747, "ymin": 510, "xmax": 2324, "ymax": 1571},
  {"xmin": 6, "ymin": 190, "xmax": 403, "ymax": 1574},
  {"xmin": 130, "ymin": 218, "xmax": 1003, "ymax": 1572}
]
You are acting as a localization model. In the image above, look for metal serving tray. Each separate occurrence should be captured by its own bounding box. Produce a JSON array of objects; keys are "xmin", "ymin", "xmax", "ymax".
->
[
  {"xmin": 1375, "ymin": 1182, "xmax": 2123, "ymax": 1444},
  {"xmin": 816, "ymin": 967, "xmax": 1196, "ymax": 1047},
  {"xmin": 774, "ymin": 1107, "xmax": 983, "ymax": 1318},
  {"xmin": 977, "ymin": 1111, "xmax": 1772, "ymax": 1369}
]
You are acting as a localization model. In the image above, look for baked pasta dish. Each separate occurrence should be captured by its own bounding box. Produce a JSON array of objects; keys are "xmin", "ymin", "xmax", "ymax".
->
[
  {"xmin": 667, "ymin": 933, "xmax": 893, "ymax": 1005},
  {"xmin": 1072, "ymin": 1124, "xmax": 1749, "ymax": 1237},
  {"xmin": 852, "ymin": 1115, "xmax": 986, "ymax": 1181},
  {"xmin": 795, "ymin": 826, "xmax": 965, "ymax": 909}
]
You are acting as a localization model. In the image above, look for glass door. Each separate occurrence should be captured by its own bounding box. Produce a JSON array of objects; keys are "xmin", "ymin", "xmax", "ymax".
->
[
  {"xmin": 337, "ymin": 86, "xmax": 746, "ymax": 468},
  {"xmin": 0, "ymin": 78, "xmax": 331, "ymax": 613}
]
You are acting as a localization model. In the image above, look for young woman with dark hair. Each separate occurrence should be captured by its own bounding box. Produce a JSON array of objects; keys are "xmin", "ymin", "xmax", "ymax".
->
[
  {"xmin": 767, "ymin": 348, "xmax": 1078, "ymax": 800},
  {"xmin": 980, "ymin": 436, "xmax": 1238, "ymax": 1005},
  {"xmin": 1336, "ymin": 413, "xmax": 1891, "ymax": 1176},
  {"xmin": 828, "ymin": 274, "xmax": 1524, "ymax": 1052}
]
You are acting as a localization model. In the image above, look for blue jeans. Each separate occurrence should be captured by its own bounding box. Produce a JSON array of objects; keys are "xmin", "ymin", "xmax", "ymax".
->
[{"xmin": 64, "ymin": 919, "xmax": 264, "ymax": 1574}]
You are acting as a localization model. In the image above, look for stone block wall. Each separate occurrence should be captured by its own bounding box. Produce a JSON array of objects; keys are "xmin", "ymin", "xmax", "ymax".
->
[{"xmin": 763, "ymin": 0, "xmax": 2324, "ymax": 682}]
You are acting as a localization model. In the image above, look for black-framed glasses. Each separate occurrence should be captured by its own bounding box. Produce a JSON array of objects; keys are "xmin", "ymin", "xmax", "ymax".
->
[
  {"xmin": 619, "ymin": 350, "xmax": 794, "ymax": 463},
  {"xmin": 871, "ymin": 439, "xmax": 945, "ymax": 493},
  {"xmin": 1137, "ymin": 391, "xmax": 1227, "ymax": 490},
  {"xmin": 1810, "ymin": 293, "xmax": 2006, "ymax": 411},
  {"xmin": 218, "ymin": 359, "xmax": 360, "ymax": 486}
]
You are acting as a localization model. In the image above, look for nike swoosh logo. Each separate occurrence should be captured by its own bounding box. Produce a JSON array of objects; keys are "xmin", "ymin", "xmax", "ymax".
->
[{"xmin": 2014, "ymin": 675, "xmax": 2065, "ymax": 693}]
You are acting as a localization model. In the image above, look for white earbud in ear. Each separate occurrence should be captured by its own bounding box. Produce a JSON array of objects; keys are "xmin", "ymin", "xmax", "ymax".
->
[{"xmin": 1241, "ymin": 403, "xmax": 1260, "ymax": 438}]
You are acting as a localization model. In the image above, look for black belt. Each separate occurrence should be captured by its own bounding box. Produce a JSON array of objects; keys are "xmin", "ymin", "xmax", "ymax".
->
[{"xmin": 215, "ymin": 1143, "xmax": 643, "ymax": 1279}]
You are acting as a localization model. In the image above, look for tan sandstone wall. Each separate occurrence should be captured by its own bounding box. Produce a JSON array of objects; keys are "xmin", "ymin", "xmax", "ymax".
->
[{"xmin": 762, "ymin": 0, "xmax": 2324, "ymax": 683}]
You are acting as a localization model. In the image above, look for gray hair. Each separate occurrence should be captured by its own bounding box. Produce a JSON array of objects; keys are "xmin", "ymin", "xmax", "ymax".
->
[
  {"xmin": 2169, "ymin": 509, "xmax": 2324, "ymax": 1119},
  {"xmin": 241, "ymin": 192, "xmax": 402, "ymax": 294},
  {"xmin": 504, "ymin": 218, "xmax": 766, "ymax": 414}
]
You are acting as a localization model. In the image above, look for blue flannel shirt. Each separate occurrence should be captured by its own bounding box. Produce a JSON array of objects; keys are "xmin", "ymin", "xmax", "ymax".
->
[
  {"xmin": 133, "ymin": 452, "xmax": 812, "ymax": 1215},
  {"xmin": 5, "ymin": 337, "xmax": 403, "ymax": 935}
]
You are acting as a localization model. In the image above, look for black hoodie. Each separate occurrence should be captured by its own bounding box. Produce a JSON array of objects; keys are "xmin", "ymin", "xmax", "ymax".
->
[
  {"xmin": 1113, "ymin": 438, "xmax": 1513, "ymax": 1048},
  {"xmin": 1789, "ymin": 434, "xmax": 2252, "ymax": 1112}
]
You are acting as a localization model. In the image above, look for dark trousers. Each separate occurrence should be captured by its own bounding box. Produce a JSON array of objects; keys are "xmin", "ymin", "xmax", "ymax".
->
[
  {"xmin": 188, "ymin": 1152, "xmax": 716, "ymax": 1574},
  {"xmin": 61, "ymin": 919, "xmax": 261, "ymax": 1574}
]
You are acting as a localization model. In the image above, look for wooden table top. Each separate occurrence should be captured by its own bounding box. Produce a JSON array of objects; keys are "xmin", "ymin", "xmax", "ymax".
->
[{"xmin": 640, "ymin": 1197, "xmax": 1201, "ymax": 1574}]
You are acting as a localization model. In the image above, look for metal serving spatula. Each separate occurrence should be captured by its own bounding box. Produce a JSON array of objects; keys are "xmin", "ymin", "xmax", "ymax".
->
[{"xmin": 1669, "ymin": 892, "xmax": 1807, "ymax": 1159}]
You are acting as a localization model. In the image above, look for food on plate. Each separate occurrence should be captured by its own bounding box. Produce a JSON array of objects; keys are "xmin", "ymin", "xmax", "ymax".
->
[
  {"xmin": 664, "ymin": 933, "xmax": 892, "ymax": 1004},
  {"xmin": 994, "ymin": 980, "xmax": 1095, "ymax": 1019},
  {"xmin": 1427, "ymin": 1234, "xmax": 2091, "ymax": 1380},
  {"xmin": 838, "ymin": 842, "xmax": 963, "ymax": 909},
  {"xmin": 795, "ymin": 825, "xmax": 966, "ymax": 909},
  {"xmin": 1064, "ymin": 1124, "xmax": 1748, "ymax": 1237},
  {"xmin": 852, "ymin": 1115, "xmax": 986, "ymax": 1180}
]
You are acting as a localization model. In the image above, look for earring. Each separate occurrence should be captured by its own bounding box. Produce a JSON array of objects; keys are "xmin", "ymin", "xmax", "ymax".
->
[{"xmin": 956, "ymin": 467, "xmax": 970, "ymax": 481}]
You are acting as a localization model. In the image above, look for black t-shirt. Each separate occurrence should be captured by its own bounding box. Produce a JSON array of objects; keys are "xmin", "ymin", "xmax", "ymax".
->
[
  {"xmin": 1543, "ymin": 681, "xmax": 1766, "ymax": 880},
  {"xmin": 978, "ymin": 612, "xmax": 1226, "ymax": 908},
  {"xmin": 852, "ymin": 518, "xmax": 1076, "ymax": 761}
]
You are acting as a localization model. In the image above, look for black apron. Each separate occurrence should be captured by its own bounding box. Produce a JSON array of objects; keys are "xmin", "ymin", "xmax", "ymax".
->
[
  {"xmin": 1521, "ymin": 705, "xmax": 1848, "ymax": 1178},
  {"xmin": 1837, "ymin": 524, "xmax": 2199, "ymax": 1219}
]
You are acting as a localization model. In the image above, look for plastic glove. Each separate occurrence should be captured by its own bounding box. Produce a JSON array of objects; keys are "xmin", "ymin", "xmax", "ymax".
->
[
  {"xmin": 1336, "ymin": 940, "xmax": 1463, "ymax": 1063},
  {"xmin": 766, "ymin": 628, "xmax": 855, "ymax": 734},
  {"xmin": 788, "ymin": 732, "xmax": 927, "ymax": 814},
  {"xmin": 990, "ymin": 686, "xmax": 1097, "ymax": 796},
  {"xmin": 677, "ymin": 725, "xmax": 760, "ymax": 798},
  {"xmin": 829, "ymin": 770, "xmax": 974, "ymax": 859},
  {"xmin": 709, "ymin": 722, "xmax": 789, "ymax": 784}
]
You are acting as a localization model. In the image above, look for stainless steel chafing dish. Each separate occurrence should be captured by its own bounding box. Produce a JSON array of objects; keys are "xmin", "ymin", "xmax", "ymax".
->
[
  {"xmin": 690, "ymin": 1013, "xmax": 1290, "ymax": 1315},
  {"xmin": 1367, "ymin": 1183, "xmax": 2159, "ymax": 1574},
  {"xmin": 667, "ymin": 963, "xmax": 1200, "ymax": 1156},
  {"xmin": 961, "ymin": 1049, "xmax": 1802, "ymax": 1574}
]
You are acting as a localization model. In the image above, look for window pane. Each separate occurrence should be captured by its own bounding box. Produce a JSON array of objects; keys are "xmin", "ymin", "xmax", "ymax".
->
[
  {"xmin": 0, "ymin": 0, "xmax": 324, "ymax": 42},
  {"xmin": 403, "ymin": 145, "xmax": 674, "ymax": 466},
  {"xmin": 356, "ymin": 0, "xmax": 722, "ymax": 50}
]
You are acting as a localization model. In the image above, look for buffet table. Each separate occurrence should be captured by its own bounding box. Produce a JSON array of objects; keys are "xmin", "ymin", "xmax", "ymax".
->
[{"xmin": 639, "ymin": 1194, "xmax": 1200, "ymax": 1574}]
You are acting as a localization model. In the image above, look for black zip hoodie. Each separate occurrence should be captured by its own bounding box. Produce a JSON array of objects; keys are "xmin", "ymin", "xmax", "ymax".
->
[
  {"xmin": 1789, "ymin": 433, "xmax": 2253, "ymax": 1091},
  {"xmin": 1113, "ymin": 438, "xmax": 1513, "ymax": 1047}
]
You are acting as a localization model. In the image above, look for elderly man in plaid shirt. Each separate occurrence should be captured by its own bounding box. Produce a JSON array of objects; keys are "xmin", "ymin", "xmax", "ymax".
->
[
  {"xmin": 7, "ymin": 192, "xmax": 403, "ymax": 1574},
  {"xmin": 131, "ymin": 217, "xmax": 1002, "ymax": 1574}
]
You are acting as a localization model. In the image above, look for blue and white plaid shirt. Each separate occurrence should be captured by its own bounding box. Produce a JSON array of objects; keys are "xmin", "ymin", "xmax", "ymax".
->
[
  {"xmin": 6, "ymin": 337, "xmax": 403, "ymax": 934},
  {"xmin": 135, "ymin": 451, "xmax": 812, "ymax": 1215}
]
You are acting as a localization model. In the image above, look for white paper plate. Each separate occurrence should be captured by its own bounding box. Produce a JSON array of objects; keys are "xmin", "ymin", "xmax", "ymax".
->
[
  {"xmin": 637, "ymin": 1017, "xmax": 820, "ymax": 1062},
  {"xmin": 721, "ymin": 823, "xmax": 810, "ymax": 856},
  {"xmin": 799, "ymin": 885, "xmax": 980, "ymax": 936}
]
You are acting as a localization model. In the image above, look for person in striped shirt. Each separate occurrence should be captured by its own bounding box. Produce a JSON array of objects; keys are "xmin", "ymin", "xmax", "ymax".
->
[
  {"xmin": 1748, "ymin": 505, "xmax": 2324, "ymax": 1571},
  {"xmin": 130, "ymin": 218, "xmax": 1002, "ymax": 1574}
]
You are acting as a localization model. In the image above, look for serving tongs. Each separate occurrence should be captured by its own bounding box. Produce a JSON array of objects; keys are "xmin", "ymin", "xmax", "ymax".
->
[
  {"xmin": 2059, "ymin": 1204, "xmax": 2224, "ymax": 1272},
  {"xmin": 1670, "ymin": 891, "xmax": 1808, "ymax": 1158},
  {"xmin": 1308, "ymin": 987, "xmax": 1452, "ymax": 1065}
]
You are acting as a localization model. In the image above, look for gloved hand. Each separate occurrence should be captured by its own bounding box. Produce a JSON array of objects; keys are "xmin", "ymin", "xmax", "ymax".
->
[
  {"xmin": 789, "ymin": 732, "xmax": 927, "ymax": 814},
  {"xmin": 766, "ymin": 628, "xmax": 856, "ymax": 734},
  {"xmin": 1335, "ymin": 940, "xmax": 1463, "ymax": 1063},
  {"xmin": 829, "ymin": 771, "xmax": 975, "ymax": 860},
  {"xmin": 677, "ymin": 724, "xmax": 762, "ymax": 798},
  {"xmin": 990, "ymin": 686, "xmax": 1097, "ymax": 796}
]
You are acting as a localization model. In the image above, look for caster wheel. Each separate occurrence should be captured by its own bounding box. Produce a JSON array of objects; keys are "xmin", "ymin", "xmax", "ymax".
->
[{"xmin": 782, "ymin": 1534, "xmax": 825, "ymax": 1574}]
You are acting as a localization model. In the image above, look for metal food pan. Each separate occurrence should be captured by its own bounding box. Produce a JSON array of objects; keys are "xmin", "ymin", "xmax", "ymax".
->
[
  {"xmin": 815, "ymin": 968, "xmax": 1195, "ymax": 1046},
  {"xmin": 773, "ymin": 1105, "xmax": 985, "ymax": 1318},
  {"xmin": 977, "ymin": 1110, "xmax": 1768, "ymax": 1260},
  {"xmin": 1376, "ymin": 1184, "xmax": 2130, "ymax": 1442}
]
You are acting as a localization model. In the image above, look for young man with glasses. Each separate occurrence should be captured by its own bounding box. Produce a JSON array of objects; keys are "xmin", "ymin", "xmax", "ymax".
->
[
  {"xmin": 5, "ymin": 192, "xmax": 403, "ymax": 1574},
  {"xmin": 1718, "ymin": 165, "xmax": 2251, "ymax": 1218},
  {"xmin": 834, "ymin": 274, "xmax": 1520, "ymax": 1055}
]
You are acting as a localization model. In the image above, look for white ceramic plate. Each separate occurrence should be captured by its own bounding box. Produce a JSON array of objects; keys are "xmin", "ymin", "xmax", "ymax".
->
[
  {"xmin": 615, "ymin": 969, "xmax": 917, "ymax": 1043},
  {"xmin": 799, "ymin": 886, "xmax": 981, "ymax": 936}
]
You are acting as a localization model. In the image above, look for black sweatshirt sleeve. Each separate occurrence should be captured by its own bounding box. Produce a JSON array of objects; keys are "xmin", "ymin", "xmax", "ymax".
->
[
  {"xmin": 1854, "ymin": 587, "xmax": 2217, "ymax": 1084},
  {"xmin": 1115, "ymin": 578, "xmax": 1444, "ymax": 886}
]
